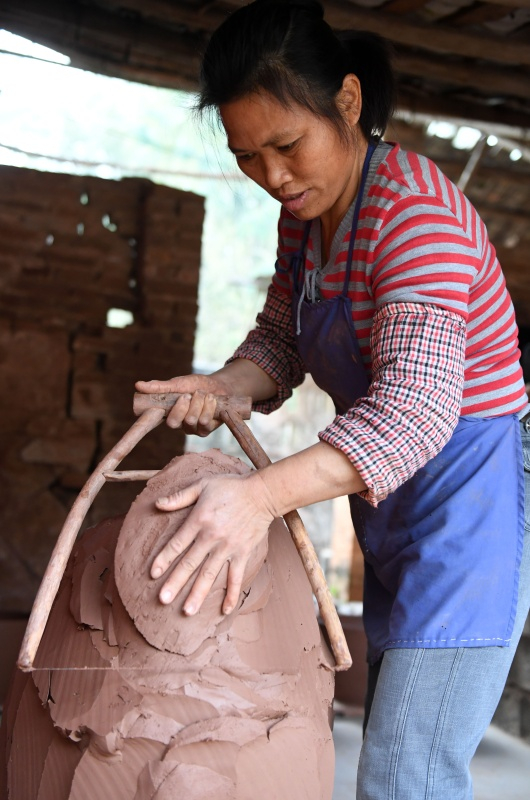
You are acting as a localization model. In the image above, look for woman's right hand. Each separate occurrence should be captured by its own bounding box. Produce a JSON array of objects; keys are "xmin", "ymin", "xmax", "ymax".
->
[{"xmin": 135, "ymin": 373, "xmax": 233, "ymax": 436}]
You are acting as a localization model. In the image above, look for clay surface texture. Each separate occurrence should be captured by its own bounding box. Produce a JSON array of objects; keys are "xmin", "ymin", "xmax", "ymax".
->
[{"xmin": 1, "ymin": 449, "xmax": 335, "ymax": 799}]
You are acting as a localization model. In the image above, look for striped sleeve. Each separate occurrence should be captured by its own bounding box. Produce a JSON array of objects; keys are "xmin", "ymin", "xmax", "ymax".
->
[
  {"xmin": 227, "ymin": 281, "xmax": 306, "ymax": 413},
  {"xmin": 319, "ymin": 302, "xmax": 466, "ymax": 506},
  {"xmin": 272, "ymin": 206, "xmax": 306, "ymax": 295},
  {"xmin": 369, "ymin": 192, "xmax": 478, "ymax": 318}
]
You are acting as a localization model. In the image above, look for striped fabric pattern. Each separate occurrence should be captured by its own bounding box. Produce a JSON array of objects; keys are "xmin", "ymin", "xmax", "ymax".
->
[
  {"xmin": 272, "ymin": 140, "xmax": 527, "ymax": 418},
  {"xmin": 231, "ymin": 290, "xmax": 468, "ymax": 504},
  {"xmin": 229, "ymin": 141, "xmax": 528, "ymax": 503},
  {"xmin": 319, "ymin": 303, "xmax": 467, "ymax": 505}
]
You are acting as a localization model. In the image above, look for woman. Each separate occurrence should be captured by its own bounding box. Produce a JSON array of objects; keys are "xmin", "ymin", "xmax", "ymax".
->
[{"xmin": 136, "ymin": 1, "xmax": 530, "ymax": 797}]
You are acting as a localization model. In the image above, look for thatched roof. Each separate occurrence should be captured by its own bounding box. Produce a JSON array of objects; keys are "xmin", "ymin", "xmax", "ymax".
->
[
  {"xmin": 2, "ymin": 0, "xmax": 530, "ymax": 325},
  {"xmin": 2, "ymin": 0, "xmax": 529, "ymax": 129}
]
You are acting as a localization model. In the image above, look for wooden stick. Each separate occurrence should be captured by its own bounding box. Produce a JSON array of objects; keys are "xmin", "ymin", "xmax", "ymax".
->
[
  {"xmin": 219, "ymin": 407, "xmax": 352, "ymax": 672},
  {"xmin": 17, "ymin": 407, "xmax": 166, "ymax": 672},
  {"xmin": 104, "ymin": 470, "xmax": 160, "ymax": 482},
  {"xmin": 133, "ymin": 392, "xmax": 252, "ymax": 420}
]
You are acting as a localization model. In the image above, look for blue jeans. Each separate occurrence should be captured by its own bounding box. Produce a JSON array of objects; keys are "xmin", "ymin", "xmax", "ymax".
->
[{"xmin": 356, "ymin": 419, "xmax": 530, "ymax": 800}]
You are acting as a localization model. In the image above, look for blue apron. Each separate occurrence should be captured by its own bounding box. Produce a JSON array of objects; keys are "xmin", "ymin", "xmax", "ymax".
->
[{"xmin": 284, "ymin": 143, "xmax": 525, "ymax": 664}]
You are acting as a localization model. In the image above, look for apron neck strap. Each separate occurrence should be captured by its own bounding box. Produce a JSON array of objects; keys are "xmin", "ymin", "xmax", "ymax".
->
[
  {"xmin": 342, "ymin": 140, "xmax": 376, "ymax": 296},
  {"xmin": 288, "ymin": 139, "xmax": 377, "ymax": 295},
  {"xmin": 293, "ymin": 220, "xmax": 312, "ymax": 294}
]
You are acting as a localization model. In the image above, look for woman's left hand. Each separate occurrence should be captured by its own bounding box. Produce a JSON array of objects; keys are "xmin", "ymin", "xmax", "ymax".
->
[{"xmin": 151, "ymin": 471, "xmax": 276, "ymax": 615}]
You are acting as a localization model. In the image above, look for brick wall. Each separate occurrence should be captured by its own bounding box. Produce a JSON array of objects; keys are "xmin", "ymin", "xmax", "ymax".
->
[{"xmin": 0, "ymin": 165, "xmax": 204, "ymax": 613}]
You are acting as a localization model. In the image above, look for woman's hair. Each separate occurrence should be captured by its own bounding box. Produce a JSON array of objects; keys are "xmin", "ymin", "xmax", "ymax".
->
[{"xmin": 197, "ymin": 0, "xmax": 395, "ymax": 141}]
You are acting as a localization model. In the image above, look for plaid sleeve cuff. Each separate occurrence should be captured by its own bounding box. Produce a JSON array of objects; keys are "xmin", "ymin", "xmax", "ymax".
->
[
  {"xmin": 319, "ymin": 302, "xmax": 466, "ymax": 506},
  {"xmin": 227, "ymin": 282, "xmax": 306, "ymax": 413}
]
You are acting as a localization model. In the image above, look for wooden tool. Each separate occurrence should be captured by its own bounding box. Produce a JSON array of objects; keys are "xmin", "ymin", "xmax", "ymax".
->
[
  {"xmin": 17, "ymin": 406, "xmax": 167, "ymax": 672},
  {"xmin": 132, "ymin": 392, "xmax": 252, "ymax": 419},
  {"xmin": 17, "ymin": 391, "xmax": 351, "ymax": 673},
  {"xmin": 132, "ymin": 392, "xmax": 352, "ymax": 672}
]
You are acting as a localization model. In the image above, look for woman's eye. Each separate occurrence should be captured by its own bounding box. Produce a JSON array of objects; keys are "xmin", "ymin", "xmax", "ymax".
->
[
  {"xmin": 236, "ymin": 152, "xmax": 255, "ymax": 163},
  {"xmin": 278, "ymin": 140, "xmax": 298, "ymax": 153}
]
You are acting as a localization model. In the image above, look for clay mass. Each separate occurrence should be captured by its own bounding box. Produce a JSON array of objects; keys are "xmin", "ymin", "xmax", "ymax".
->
[{"xmin": 1, "ymin": 449, "xmax": 335, "ymax": 799}]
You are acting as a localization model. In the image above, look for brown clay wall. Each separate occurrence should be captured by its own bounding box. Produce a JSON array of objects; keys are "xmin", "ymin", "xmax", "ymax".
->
[{"xmin": 0, "ymin": 165, "xmax": 204, "ymax": 613}]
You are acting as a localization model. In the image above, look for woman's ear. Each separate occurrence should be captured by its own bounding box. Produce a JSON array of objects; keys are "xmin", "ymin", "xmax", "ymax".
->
[{"xmin": 336, "ymin": 73, "xmax": 362, "ymax": 127}]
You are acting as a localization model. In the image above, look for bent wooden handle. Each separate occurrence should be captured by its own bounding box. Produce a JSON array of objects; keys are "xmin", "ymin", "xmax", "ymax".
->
[
  {"xmin": 17, "ymin": 407, "xmax": 167, "ymax": 671},
  {"xmin": 134, "ymin": 392, "xmax": 352, "ymax": 671},
  {"xmin": 219, "ymin": 407, "xmax": 352, "ymax": 672},
  {"xmin": 133, "ymin": 392, "xmax": 252, "ymax": 420}
]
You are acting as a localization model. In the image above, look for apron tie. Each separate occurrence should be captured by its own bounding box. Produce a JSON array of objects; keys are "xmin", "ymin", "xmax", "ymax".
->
[
  {"xmin": 295, "ymin": 280, "xmax": 305, "ymax": 336},
  {"xmin": 296, "ymin": 268, "xmax": 320, "ymax": 335}
]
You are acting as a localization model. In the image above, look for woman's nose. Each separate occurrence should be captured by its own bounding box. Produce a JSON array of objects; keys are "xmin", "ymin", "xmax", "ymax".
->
[{"xmin": 262, "ymin": 156, "xmax": 291, "ymax": 190}]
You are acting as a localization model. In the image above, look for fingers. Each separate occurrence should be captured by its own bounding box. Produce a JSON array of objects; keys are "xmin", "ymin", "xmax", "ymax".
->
[
  {"xmin": 155, "ymin": 482, "xmax": 201, "ymax": 513},
  {"xmin": 177, "ymin": 551, "xmax": 233, "ymax": 616},
  {"xmin": 135, "ymin": 384, "xmax": 220, "ymax": 433},
  {"xmin": 167, "ymin": 390, "xmax": 220, "ymax": 435},
  {"xmin": 152, "ymin": 482, "xmax": 230, "ymax": 610},
  {"xmin": 198, "ymin": 393, "xmax": 219, "ymax": 428},
  {"xmin": 158, "ymin": 551, "xmax": 246, "ymax": 617},
  {"xmin": 222, "ymin": 558, "xmax": 247, "ymax": 615},
  {"xmin": 135, "ymin": 375, "xmax": 228, "ymax": 435},
  {"xmin": 135, "ymin": 379, "xmax": 180, "ymax": 393},
  {"xmin": 182, "ymin": 392, "xmax": 219, "ymax": 435},
  {"xmin": 150, "ymin": 525, "xmax": 196, "ymax": 586},
  {"xmin": 165, "ymin": 392, "xmax": 193, "ymax": 428},
  {"xmin": 151, "ymin": 473, "xmax": 273, "ymax": 616},
  {"xmin": 151, "ymin": 484, "xmax": 202, "ymax": 582},
  {"xmin": 158, "ymin": 540, "xmax": 213, "ymax": 609}
]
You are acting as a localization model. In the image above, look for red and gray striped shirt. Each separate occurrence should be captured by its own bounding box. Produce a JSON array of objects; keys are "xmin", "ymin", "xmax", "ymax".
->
[{"xmin": 231, "ymin": 140, "xmax": 528, "ymax": 505}]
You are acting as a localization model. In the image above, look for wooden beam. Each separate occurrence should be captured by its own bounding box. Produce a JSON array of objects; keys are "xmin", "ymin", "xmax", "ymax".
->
[
  {"xmin": 3, "ymin": 0, "xmax": 530, "ymax": 132},
  {"xmin": 317, "ymin": 0, "xmax": 530, "ymax": 67},
  {"xmin": 381, "ymin": 0, "xmax": 429, "ymax": 14},
  {"xmin": 387, "ymin": 121, "xmax": 530, "ymax": 185},
  {"xmin": 8, "ymin": 0, "xmax": 530, "ymax": 72},
  {"xmin": 0, "ymin": 0, "xmax": 205, "ymax": 86},
  {"xmin": 442, "ymin": 3, "xmax": 514, "ymax": 27},
  {"xmin": 348, "ymin": 535, "xmax": 364, "ymax": 603},
  {"xmin": 471, "ymin": 202, "xmax": 530, "ymax": 228},
  {"xmin": 91, "ymin": 0, "xmax": 228, "ymax": 31},
  {"xmin": 496, "ymin": 247, "xmax": 530, "ymax": 275},
  {"xmin": 389, "ymin": 119, "xmax": 530, "ymax": 168},
  {"xmin": 424, "ymin": 156, "xmax": 530, "ymax": 189},
  {"xmin": 398, "ymin": 89, "xmax": 530, "ymax": 131},
  {"xmin": 105, "ymin": 0, "xmax": 530, "ymax": 26},
  {"xmin": 0, "ymin": 1, "xmax": 205, "ymax": 58},
  {"xmin": 67, "ymin": 52, "xmax": 199, "ymax": 91},
  {"xmin": 456, "ymin": 0, "xmax": 530, "ymax": 8},
  {"xmin": 197, "ymin": 1, "xmax": 530, "ymax": 69},
  {"xmin": 395, "ymin": 49, "xmax": 530, "ymax": 102}
]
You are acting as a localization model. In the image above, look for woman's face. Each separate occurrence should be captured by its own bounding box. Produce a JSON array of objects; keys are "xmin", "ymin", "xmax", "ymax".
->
[{"xmin": 219, "ymin": 86, "xmax": 366, "ymax": 237}]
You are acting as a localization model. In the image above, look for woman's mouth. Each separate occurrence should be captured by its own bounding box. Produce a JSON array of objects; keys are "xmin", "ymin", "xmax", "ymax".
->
[{"xmin": 279, "ymin": 190, "xmax": 308, "ymax": 213}]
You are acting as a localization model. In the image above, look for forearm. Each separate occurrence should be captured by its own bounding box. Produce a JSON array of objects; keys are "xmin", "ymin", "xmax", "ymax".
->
[
  {"xmin": 227, "ymin": 282, "xmax": 306, "ymax": 413},
  {"xmin": 255, "ymin": 440, "xmax": 367, "ymax": 517},
  {"xmin": 319, "ymin": 303, "xmax": 466, "ymax": 506},
  {"xmin": 212, "ymin": 358, "xmax": 278, "ymax": 403}
]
